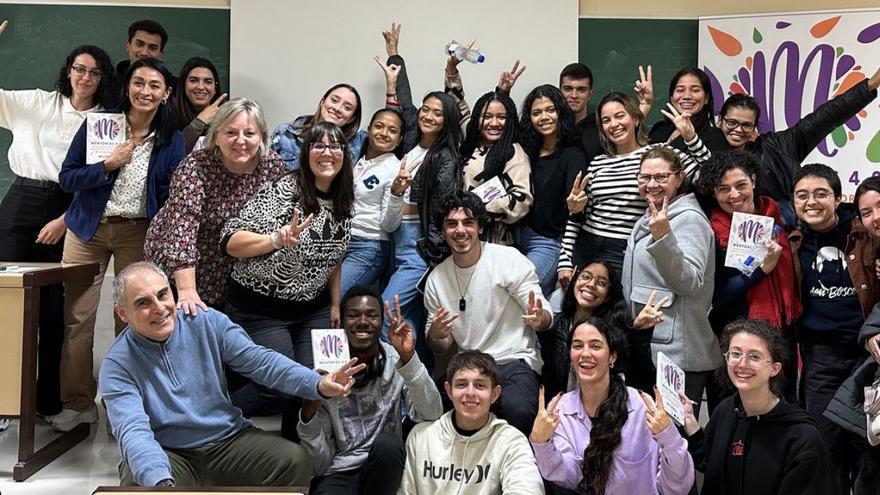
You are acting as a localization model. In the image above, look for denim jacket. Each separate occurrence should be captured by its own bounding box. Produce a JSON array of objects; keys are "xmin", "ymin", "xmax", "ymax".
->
[{"xmin": 270, "ymin": 115, "xmax": 366, "ymax": 171}]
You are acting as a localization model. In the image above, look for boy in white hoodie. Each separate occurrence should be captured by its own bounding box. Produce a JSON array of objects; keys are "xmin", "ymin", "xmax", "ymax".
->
[{"xmin": 398, "ymin": 351, "xmax": 544, "ymax": 495}]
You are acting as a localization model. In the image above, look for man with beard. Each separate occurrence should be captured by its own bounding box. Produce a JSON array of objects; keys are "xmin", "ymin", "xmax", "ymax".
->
[{"xmin": 297, "ymin": 286, "xmax": 442, "ymax": 495}]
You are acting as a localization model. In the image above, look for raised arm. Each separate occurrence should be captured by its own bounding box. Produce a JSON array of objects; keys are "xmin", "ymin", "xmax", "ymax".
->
[{"xmin": 645, "ymin": 209, "xmax": 713, "ymax": 297}]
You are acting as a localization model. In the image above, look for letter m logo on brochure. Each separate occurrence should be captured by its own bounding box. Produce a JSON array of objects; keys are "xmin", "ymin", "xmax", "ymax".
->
[
  {"xmin": 470, "ymin": 175, "xmax": 508, "ymax": 203},
  {"xmin": 311, "ymin": 328, "xmax": 350, "ymax": 373},
  {"xmin": 86, "ymin": 113, "xmax": 126, "ymax": 163},
  {"xmin": 724, "ymin": 212, "xmax": 774, "ymax": 269},
  {"xmin": 656, "ymin": 352, "xmax": 685, "ymax": 426}
]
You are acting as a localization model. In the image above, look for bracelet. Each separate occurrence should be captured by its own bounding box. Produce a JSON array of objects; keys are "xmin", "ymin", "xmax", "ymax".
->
[{"xmin": 269, "ymin": 232, "xmax": 282, "ymax": 250}]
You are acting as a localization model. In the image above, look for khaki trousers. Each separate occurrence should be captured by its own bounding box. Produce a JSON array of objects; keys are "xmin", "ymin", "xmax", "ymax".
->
[{"xmin": 60, "ymin": 220, "xmax": 147, "ymax": 411}]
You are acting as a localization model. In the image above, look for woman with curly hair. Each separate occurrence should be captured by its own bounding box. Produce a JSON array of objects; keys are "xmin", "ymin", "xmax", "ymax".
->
[{"xmin": 530, "ymin": 317, "xmax": 693, "ymax": 494}]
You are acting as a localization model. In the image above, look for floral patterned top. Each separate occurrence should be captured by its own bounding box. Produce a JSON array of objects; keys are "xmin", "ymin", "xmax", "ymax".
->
[{"xmin": 144, "ymin": 149, "xmax": 287, "ymax": 306}]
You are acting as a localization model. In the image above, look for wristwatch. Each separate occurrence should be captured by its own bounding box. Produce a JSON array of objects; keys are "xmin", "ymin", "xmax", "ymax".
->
[{"xmin": 156, "ymin": 478, "xmax": 175, "ymax": 487}]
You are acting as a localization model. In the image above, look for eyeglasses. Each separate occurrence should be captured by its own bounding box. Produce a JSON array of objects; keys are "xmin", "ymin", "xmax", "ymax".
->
[
  {"xmin": 71, "ymin": 64, "xmax": 103, "ymax": 80},
  {"xmin": 794, "ymin": 189, "xmax": 834, "ymax": 202},
  {"xmin": 721, "ymin": 117, "xmax": 756, "ymax": 133},
  {"xmin": 576, "ymin": 271, "xmax": 609, "ymax": 289},
  {"xmin": 310, "ymin": 142, "xmax": 345, "ymax": 154},
  {"xmin": 723, "ymin": 350, "xmax": 772, "ymax": 368},
  {"xmin": 636, "ymin": 172, "xmax": 676, "ymax": 184}
]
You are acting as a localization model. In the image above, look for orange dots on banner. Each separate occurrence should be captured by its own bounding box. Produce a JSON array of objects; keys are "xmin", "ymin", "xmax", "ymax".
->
[
  {"xmin": 810, "ymin": 16, "xmax": 841, "ymax": 38},
  {"xmin": 745, "ymin": 56, "xmax": 753, "ymax": 70},
  {"xmin": 859, "ymin": 110, "xmax": 868, "ymax": 118},
  {"xmin": 730, "ymin": 81, "xmax": 746, "ymax": 95},
  {"xmin": 834, "ymin": 72, "xmax": 866, "ymax": 97},
  {"xmin": 708, "ymin": 26, "xmax": 742, "ymax": 56},
  {"xmin": 849, "ymin": 131, "xmax": 855, "ymax": 141}
]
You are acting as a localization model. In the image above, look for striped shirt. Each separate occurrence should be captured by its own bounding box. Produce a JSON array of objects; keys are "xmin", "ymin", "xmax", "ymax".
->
[{"xmin": 558, "ymin": 137, "xmax": 710, "ymax": 271}]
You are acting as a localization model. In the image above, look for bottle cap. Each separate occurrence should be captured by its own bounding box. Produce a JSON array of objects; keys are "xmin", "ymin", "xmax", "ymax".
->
[{"xmin": 476, "ymin": 54, "xmax": 485, "ymax": 63}]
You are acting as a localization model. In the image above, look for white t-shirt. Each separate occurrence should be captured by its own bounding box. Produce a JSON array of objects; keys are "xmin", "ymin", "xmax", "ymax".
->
[{"xmin": 351, "ymin": 152, "xmax": 399, "ymax": 240}]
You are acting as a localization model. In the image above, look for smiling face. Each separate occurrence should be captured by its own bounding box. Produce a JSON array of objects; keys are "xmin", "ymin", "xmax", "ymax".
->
[
  {"xmin": 671, "ymin": 74, "xmax": 708, "ymax": 115},
  {"xmin": 600, "ymin": 101, "xmax": 638, "ymax": 150},
  {"xmin": 68, "ymin": 53, "xmax": 101, "ymax": 101},
  {"xmin": 127, "ymin": 67, "xmax": 170, "ymax": 115},
  {"xmin": 114, "ymin": 268, "xmax": 176, "ymax": 342},
  {"xmin": 308, "ymin": 133, "xmax": 345, "ymax": 190},
  {"xmin": 443, "ymin": 207, "xmax": 481, "ymax": 257},
  {"xmin": 570, "ymin": 323, "xmax": 616, "ymax": 387},
  {"xmin": 126, "ymin": 30, "xmax": 163, "ymax": 63},
  {"xmin": 721, "ymin": 106, "xmax": 758, "ymax": 149},
  {"xmin": 530, "ymin": 96, "xmax": 558, "ymax": 138},
  {"xmin": 479, "ymin": 100, "xmax": 508, "ymax": 146},
  {"xmin": 418, "ymin": 96, "xmax": 445, "ymax": 138},
  {"xmin": 638, "ymin": 157, "xmax": 683, "ymax": 209},
  {"xmin": 184, "ymin": 67, "xmax": 216, "ymax": 110},
  {"xmin": 343, "ymin": 295, "xmax": 382, "ymax": 354},
  {"xmin": 726, "ymin": 332, "xmax": 780, "ymax": 395},
  {"xmin": 859, "ymin": 190, "xmax": 880, "ymax": 238},
  {"xmin": 367, "ymin": 111, "xmax": 403, "ymax": 156},
  {"xmin": 573, "ymin": 263, "xmax": 610, "ymax": 312},
  {"xmin": 217, "ymin": 111, "xmax": 262, "ymax": 169},
  {"xmin": 793, "ymin": 175, "xmax": 840, "ymax": 232},
  {"xmin": 319, "ymin": 87, "xmax": 358, "ymax": 127},
  {"xmin": 714, "ymin": 167, "xmax": 756, "ymax": 215},
  {"xmin": 444, "ymin": 367, "xmax": 501, "ymax": 430}
]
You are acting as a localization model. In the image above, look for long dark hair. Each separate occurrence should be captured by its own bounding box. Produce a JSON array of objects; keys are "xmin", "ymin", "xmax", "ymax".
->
[
  {"xmin": 56, "ymin": 45, "xmax": 115, "ymax": 109},
  {"xmin": 518, "ymin": 84, "xmax": 578, "ymax": 163},
  {"xmin": 566, "ymin": 317, "xmax": 630, "ymax": 495},
  {"xmin": 361, "ymin": 108, "xmax": 406, "ymax": 159},
  {"xmin": 460, "ymin": 91, "xmax": 518, "ymax": 181},
  {"xmin": 417, "ymin": 91, "xmax": 462, "ymax": 210},
  {"xmin": 666, "ymin": 67, "xmax": 716, "ymax": 130},
  {"xmin": 173, "ymin": 57, "xmax": 222, "ymax": 131},
  {"xmin": 562, "ymin": 260, "xmax": 630, "ymax": 330},
  {"xmin": 119, "ymin": 58, "xmax": 177, "ymax": 148},
  {"xmin": 298, "ymin": 83, "xmax": 363, "ymax": 142},
  {"xmin": 296, "ymin": 122, "xmax": 354, "ymax": 219}
]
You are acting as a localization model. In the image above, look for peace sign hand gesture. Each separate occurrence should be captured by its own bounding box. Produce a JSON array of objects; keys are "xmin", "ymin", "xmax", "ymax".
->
[
  {"xmin": 633, "ymin": 289, "xmax": 671, "ymax": 329},
  {"xmin": 529, "ymin": 386, "xmax": 563, "ymax": 444},
  {"xmin": 391, "ymin": 156, "xmax": 420, "ymax": 197},
  {"xmin": 427, "ymin": 307, "xmax": 458, "ymax": 341},
  {"xmin": 640, "ymin": 387, "xmax": 672, "ymax": 434},
  {"xmin": 272, "ymin": 209, "xmax": 314, "ymax": 249},
  {"xmin": 386, "ymin": 295, "xmax": 415, "ymax": 364},
  {"xmin": 521, "ymin": 290, "xmax": 549, "ymax": 330},
  {"xmin": 647, "ymin": 196, "xmax": 671, "ymax": 240},
  {"xmin": 634, "ymin": 65, "xmax": 654, "ymax": 115},
  {"xmin": 382, "ymin": 22, "xmax": 401, "ymax": 57},
  {"xmin": 498, "ymin": 59, "xmax": 526, "ymax": 93},
  {"xmin": 318, "ymin": 358, "xmax": 367, "ymax": 398},
  {"xmin": 196, "ymin": 93, "xmax": 229, "ymax": 126},
  {"xmin": 660, "ymin": 102, "xmax": 696, "ymax": 142},
  {"xmin": 566, "ymin": 172, "xmax": 590, "ymax": 214}
]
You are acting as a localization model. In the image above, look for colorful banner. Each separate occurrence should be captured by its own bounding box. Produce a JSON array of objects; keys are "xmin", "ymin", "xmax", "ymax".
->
[{"xmin": 699, "ymin": 10, "xmax": 880, "ymax": 198}]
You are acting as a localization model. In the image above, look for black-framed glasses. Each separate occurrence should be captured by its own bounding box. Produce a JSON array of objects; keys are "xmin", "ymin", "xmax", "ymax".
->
[
  {"xmin": 71, "ymin": 64, "xmax": 103, "ymax": 80},
  {"xmin": 310, "ymin": 142, "xmax": 345, "ymax": 154},
  {"xmin": 721, "ymin": 117, "xmax": 756, "ymax": 133},
  {"xmin": 636, "ymin": 172, "xmax": 676, "ymax": 184},
  {"xmin": 794, "ymin": 189, "xmax": 834, "ymax": 202},
  {"xmin": 723, "ymin": 350, "xmax": 772, "ymax": 368}
]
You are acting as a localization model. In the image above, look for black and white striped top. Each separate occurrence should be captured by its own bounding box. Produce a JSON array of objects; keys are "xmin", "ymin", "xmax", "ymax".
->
[{"xmin": 558, "ymin": 137, "xmax": 710, "ymax": 271}]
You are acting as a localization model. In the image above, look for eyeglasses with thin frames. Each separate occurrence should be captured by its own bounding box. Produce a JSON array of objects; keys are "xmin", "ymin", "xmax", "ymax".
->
[
  {"xmin": 723, "ymin": 350, "xmax": 772, "ymax": 368},
  {"xmin": 310, "ymin": 142, "xmax": 345, "ymax": 154},
  {"xmin": 636, "ymin": 172, "xmax": 676, "ymax": 184},
  {"xmin": 71, "ymin": 64, "xmax": 103, "ymax": 80},
  {"xmin": 793, "ymin": 189, "xmax": 834, "ymax": 202},
  {"xmin": 576, "ymin": 271, "xmax": 609, "ymax": 290}
]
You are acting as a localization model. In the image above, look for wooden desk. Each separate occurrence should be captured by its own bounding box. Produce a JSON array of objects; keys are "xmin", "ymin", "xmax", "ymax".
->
[
  {"xmin": 93, "ymin": 488, "xmax": 308, "ymax": 494},
  {"xmin": 0, "ymin": 262, "xmax": 99, "ymax": 481}
]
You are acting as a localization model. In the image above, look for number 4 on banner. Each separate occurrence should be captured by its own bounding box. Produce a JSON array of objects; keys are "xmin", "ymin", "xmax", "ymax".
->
[{"xmin": 850, "ymin": 171, "xmax": 860, "ymax": 186}]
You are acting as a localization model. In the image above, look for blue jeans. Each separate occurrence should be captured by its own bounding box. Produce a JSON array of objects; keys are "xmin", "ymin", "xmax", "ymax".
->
[
  {"xmin": 341, "ymin": 236, "xmax": 392, "ymax": 297},
  {"xmin": 518, "ymin": 226, "xmax": 561, "ymax": 296}
]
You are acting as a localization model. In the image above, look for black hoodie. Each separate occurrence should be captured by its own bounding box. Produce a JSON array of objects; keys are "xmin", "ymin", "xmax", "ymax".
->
[{"xmin": 689, "ymin": 394, "xmax": 837, "ymax": 495}]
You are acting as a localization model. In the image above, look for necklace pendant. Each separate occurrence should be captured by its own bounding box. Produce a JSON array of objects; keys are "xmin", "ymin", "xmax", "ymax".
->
[{"xmin": 459, "ymin": 298, "xmax": 466, "ymax": 311}]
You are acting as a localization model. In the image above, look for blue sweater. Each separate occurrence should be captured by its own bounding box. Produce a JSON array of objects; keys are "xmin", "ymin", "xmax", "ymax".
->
[
  {"xmin": 99, "ymin": 308, "xmax": 322, "ymax": 487},
  {"xmin": 59, "ymin": 111, "xmax": 185, "ymax": 241}
]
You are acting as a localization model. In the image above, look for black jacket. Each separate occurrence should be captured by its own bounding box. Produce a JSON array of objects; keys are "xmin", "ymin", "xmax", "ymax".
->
[
  {"xmin": 749, "ymin": 79, "xmax": 876, "ymax": 204},
  {"xmin": 690, "ymin": 394, "xmax": 837, "ymax": 495},
  {"xmin": 649, "ymin": 118, "xmax": 728, "ymax": 152}
]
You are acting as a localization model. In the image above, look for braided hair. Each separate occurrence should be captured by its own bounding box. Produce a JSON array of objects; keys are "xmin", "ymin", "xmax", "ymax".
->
[{"xmin": 460, "ymin": 91, "xmax": 519, "ymax": 182}]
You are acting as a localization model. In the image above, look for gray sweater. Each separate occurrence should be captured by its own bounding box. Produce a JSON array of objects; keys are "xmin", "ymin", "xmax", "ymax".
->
[
  {"xmin": 623, "ymin": 193, "xmax": 722, "ymax": 372},
  {"xmin": 297, "ymin": 342, "xmax": 442, "ymax": 476}
]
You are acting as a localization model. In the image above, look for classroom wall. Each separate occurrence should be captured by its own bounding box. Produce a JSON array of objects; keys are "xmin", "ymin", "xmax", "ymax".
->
[{"xmin": 579, "ymin": 0, "xmax": 880, "ymax": 17}]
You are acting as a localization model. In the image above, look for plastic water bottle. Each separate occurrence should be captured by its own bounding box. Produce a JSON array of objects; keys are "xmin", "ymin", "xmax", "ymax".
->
[
  {"xmin": 740, "ymin": 225, "xmax": 783, "ymax": 276},
  {"xmin": 445, "ymin": 43, "xmax": 485, "ymax": 63}
]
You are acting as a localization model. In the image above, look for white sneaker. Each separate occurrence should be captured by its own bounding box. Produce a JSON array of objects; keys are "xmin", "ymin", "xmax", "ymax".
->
[
  {"xmin": 0, "ymin": 418, "xmax": 10, "ymax": 432},
  {"xmin": 51, "ymin": 404, "xmax": 98, "ymax": 432}
]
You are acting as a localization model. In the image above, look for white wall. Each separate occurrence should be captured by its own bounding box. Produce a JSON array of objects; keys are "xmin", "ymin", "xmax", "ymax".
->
[{"xmin": 230, "ymin": 0, "xmax": 578, "ymax": 132}]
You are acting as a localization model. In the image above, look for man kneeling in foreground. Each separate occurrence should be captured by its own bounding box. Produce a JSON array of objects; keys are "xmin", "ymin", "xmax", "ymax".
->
[
  {"xmin": 99, "ymin": 261, "xmax": 365, "ymax": 488},
  {"xmin": 398, "ymin": 350, "xmax": 544, "ymax": 494}
]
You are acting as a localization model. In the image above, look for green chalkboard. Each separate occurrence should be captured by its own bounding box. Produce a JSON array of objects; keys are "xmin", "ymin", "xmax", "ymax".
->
[
  {"xmin": 579, "ymin": 18, "xmax": 698, "ymax": 127},
  {"xmin": 0, "ymin": 3, "xmax": 230, "ymax": 197}
]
